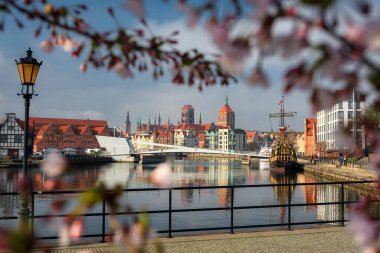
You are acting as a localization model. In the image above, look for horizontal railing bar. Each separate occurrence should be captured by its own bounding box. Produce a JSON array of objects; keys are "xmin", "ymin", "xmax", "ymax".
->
[{"xmin": 0, "ymin": 216, "xmax": 17, "ymax": 220}]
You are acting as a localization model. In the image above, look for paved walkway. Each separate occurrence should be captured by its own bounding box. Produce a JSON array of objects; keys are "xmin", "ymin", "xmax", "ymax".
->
[{"xmin": 32, "ymin": 227, "xmax": 361, "ymax": 253}]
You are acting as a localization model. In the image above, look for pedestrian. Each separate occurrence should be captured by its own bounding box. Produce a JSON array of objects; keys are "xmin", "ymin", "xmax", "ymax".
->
[
  {"xmin": 310, "ymin": 155, "xmax": 313, "ymax": 164},
  {"xmin": 338, "ymin": 153, "xmax": 343, "ymax": 167},
  {"xmin": 343, "ymin": 153, "xmax": 347, "ymax": 166}
]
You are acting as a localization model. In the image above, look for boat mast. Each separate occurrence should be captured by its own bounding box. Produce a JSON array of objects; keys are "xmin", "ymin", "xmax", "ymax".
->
[{"xmin": 269, "ymin": 96, "xmax": 296, "ymax": 135}]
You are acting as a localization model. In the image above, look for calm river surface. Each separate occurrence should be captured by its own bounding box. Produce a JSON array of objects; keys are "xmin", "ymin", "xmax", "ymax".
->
[{"xmin": 0, "ymin": 158, "xmax": 370, "ymax": 238}]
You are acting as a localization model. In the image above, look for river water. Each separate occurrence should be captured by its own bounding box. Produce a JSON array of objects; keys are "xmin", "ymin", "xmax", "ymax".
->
[{"xmin": 0, "ymin": 158, "xmax": 373, "ymax": 238}]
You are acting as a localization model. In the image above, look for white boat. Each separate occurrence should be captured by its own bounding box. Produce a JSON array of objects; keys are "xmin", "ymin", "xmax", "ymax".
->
[
  {"xmin": 259, "ymin": 147, "xmax": 272, "ymax": 158},
  {"xmin": 96, "ymin": 136, "xmax": 138, "ymax": 162}
]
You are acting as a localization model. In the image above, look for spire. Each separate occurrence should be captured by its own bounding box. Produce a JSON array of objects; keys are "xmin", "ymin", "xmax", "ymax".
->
[
  {"xmin": 199, "ymin": 112, "xmax": 202, "ymax": 124},
  {"xmin": 158, "ymin": 112, "xmax": 161, "ymax": 126},
  {"xmin": 167, "ymin": 117, "xmax": 170, "ymax": 127},
  {"xmin": 154, "ymin": 114, "xmax": 157, "ymax": 126},
  {"xmin": 126, "ymin": 110, "xmax": 130, "ymax": 123},
  {"xmin": 148, "ymin": 115, "xmax": 151, "ymax": 125},
  {"xmin": 225, "ymin": 95, "xmax": 228, "ymax": 105}
]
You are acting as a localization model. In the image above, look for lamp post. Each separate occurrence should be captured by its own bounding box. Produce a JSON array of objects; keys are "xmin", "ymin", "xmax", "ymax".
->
[{"xmin": 16, "ymin": 48, "xmax": 42, "ymax": 223}]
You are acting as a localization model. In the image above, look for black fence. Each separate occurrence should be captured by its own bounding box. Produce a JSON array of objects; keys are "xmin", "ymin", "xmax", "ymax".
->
[{"xmin": 0, "ymin": 180, "xmax": 376, "ymax": 242}]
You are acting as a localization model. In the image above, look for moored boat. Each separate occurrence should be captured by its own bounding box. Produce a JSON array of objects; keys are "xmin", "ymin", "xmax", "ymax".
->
[{"xmin": 268, "ymin": 97, "xmax": 302, "ymax": 172}]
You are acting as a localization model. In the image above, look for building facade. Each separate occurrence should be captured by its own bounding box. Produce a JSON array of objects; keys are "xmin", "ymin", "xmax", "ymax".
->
[
  {"xmin": 29, "ymin": 117, "xmax": 110, "ymax": 152},
  {"xmin": 218, "ymin": 97, "xmax": 235, "ymax": 129},
  {"xmin": 181, "ymin": 105, "xmax": 194, "ymax": 125},
  {"xmin": 0, "ymin": 113, "xmax": 24, "ymax": 159},
  {"xmin": 218, "ymin": 128, "xmax": 236, "ymax": 151},
  {"xmin": 235, "ymin": 129, "xmax": 247, "ymax": 151},
  {"xmin": 316, "ymin": 90, "xmax": 365, "ymax": 152},
  {"xmin": 304, "ymin": 118, "xmax": 317, "ymax": 157}
]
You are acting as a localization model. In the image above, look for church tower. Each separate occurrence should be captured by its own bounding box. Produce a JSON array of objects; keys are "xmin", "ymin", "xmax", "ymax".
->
[
  {"xmin": 125, "ymin": 110, "xmax": 131, "ymax": 135},
  {"xmin": 218, "ymin": 96, "xmax": 235, "ymax": 129}
]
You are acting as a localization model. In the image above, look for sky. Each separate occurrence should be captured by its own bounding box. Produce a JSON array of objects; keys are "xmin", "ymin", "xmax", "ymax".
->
[{"xmin": 0, "ymin": 1, "xmax": 312, "ymax": 132}]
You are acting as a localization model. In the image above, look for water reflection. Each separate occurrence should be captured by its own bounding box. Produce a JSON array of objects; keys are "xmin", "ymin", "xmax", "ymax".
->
[
  {"xmin": 0, "ymin": 158, "xmax": 377, "ymax": 234},
  {"xmin": 269, "ymin": 170, "xmax": 297, "ymax": 222}
]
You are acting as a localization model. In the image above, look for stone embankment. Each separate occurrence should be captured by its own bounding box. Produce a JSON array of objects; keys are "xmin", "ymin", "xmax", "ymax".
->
[
  {"xmin": 299, "ymin": 159, "xmax": 376, "ymax": 181},
  {"xmin": 299, "ymin": 159, "xmax": 377, "ymax": 195}
]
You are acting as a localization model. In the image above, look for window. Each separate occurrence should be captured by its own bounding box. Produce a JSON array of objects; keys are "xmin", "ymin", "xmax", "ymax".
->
[
  {"xmin": 348, "ymin": 111, "xmax": 353, "ymax": 119},
  {"xmin": 338, "ymin": 111, "xmax": 344, "ymax": 119},
  {"xmin": 348, "ymin": 101, "xmax": 353, "ymax": 109},
  {"xmin": 14, "ymin": 135, "xmax": 22, "ymax": 143},
  {"xmin": 7, "ymin": 126, "xmax": 14, "ymax": 131},
  {"xmin": 338, "ymin": 102, "xmax": 343, "ymax": 109},
  {"xmin": 0, "ymin": 135, "xmax": 7, "ymax": 143}
]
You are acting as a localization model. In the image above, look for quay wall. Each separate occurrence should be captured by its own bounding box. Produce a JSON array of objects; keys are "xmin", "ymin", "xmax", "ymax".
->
[{"xmin": 299, "ymin": 159, "xmax": 377, "ymax": 194}]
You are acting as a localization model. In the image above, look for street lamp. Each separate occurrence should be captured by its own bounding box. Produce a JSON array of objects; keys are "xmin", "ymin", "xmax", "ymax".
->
[{"xmin": 16, "ymin": 48, "xmax": 42, "ymax": 222}]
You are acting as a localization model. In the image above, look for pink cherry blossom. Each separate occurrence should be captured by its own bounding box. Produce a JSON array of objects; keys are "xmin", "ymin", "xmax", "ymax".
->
[
  {"xmin": 59, "ymin": 224, "xmax": 70, "ymax": 246},
  {"xmin": 69, "ymin": 219, "xmax": 84, "ymax": 240},
  {"xmin": 247, "ymin": 67, "xmax": 269, "ymax": 87},
  {"xmin": 211, "ymin": 24, "xmax": 229, "ymax": 48},
  {"xmin": 41, "ymin": 152, "xmax": 67, "ymax": 177},
  {"xmin": 345, "ymin": 24, "xmax": 367, "ymax": 47},
  {"xmin": 123, "ymin": 0, "xmax": 144, "ymax": 19},
  {"xmin": 80, "ymin": 63, "xmax": 87, "ymax": 73},
  {"xmin": 40, "ymin": 40, "xmax": 54, "ymax": 53},
  {"xmin": 149, "ymin": 162, "xmax": 172, "ymax": 188},
  {"xmin": 113, "ymin": 62, "xmax": 133, "ymax": 78}
]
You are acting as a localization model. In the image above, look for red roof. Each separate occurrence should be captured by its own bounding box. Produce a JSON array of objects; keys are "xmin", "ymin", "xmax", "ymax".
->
[
  {"xmin": 182, "ymin": 105, "xmax": 193, "ymax": 110},
  {"xmin": 219, "ymin": 104, "xmax": 234, "ymax": 113},
  {"xmin": 29, "ymin": 117, "xmax": 108, "ymax": 127},
  {"xmin": 246, "ymin": 131, "xmax": 256, "ymax": 140}
]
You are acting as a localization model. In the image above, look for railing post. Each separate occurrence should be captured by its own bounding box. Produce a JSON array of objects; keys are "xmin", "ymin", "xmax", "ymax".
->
[
  {"xmin": 288, "ymin": 184, "xmax": 291, "ymax": 230},
  {"xmin": 340, "ymin": 183, "xmax": 345, "ymax": 226},
  {"xmin": 230, "ymin": 187, "xmax": 234, "ymax": 234},
  {"xmin": 169, "ymin": 189, "xmax": 172, "ymax": 238},
  {"xmin": 101, "ymin": 198, "xmax": 106, "ymax": 243},
  {"xmin": 31, "ymin": 190, "xmax": 35, "ymax": 239}
]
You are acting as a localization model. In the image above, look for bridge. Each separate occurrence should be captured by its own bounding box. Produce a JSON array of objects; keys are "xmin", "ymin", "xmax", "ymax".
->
[
  {"xmin": 96, "ymin": 136, "xmax": 270, "ymax": 160},
  {"xmin": 132, "ymin": 140, "xmax": 270, "ymax": 159}
]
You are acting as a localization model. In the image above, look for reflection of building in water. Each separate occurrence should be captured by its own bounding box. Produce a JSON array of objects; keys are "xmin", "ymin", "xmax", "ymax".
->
[
  {"xmin": 269, "ymin": 171, "xmax": 297, "ymax": 222},
  {"xmin": 297, "ymin": 174, "xmax": 318, "ymax": 211},
  {"xmin": 180, "ymin": 181, "xmax": 194, "ymax": 206},
  {"xmin": 316, "ymin": 184, "xmax": 341, "ymax": 223},
  {"xmin": 0, "ymin": 170, "xmax": 19, "ymax": 216}
]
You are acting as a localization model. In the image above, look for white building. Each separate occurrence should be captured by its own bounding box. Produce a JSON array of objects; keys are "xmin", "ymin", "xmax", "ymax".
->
[
  {"xmin": 218, "ymin": 128, "xmax": 236, "ymax": 151},
  {"xmin": 174, "ymin": 129, "xmax": 198, "ymax": 147},
  {"xmin": 0, "ymin": 113, "xmax": 24, "ymax": 159},
  {"xmin": 316, "ymin": 90, "xmax": 365, "ymax": 151}
]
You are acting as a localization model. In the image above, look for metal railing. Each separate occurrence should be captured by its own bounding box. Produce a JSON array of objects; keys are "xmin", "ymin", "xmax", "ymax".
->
[{"xmin": 0, "ymin": 180, "xmax": 376, "ymax": 242}]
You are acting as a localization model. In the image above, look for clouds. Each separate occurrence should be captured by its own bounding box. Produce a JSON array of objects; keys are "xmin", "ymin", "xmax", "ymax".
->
[{"xmin": 0, "ymin": 13, "xmax": 311, "ymax": 133}]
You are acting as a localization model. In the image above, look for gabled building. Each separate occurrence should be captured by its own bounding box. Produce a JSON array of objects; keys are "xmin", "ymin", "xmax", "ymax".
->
[
  {"xmin": 0, "ymin": 113, "xmax": 24, "ymax": 159},
  {"xmin": 28, "ymin": 117, "xmax": 110, "ymax": 153},
  {"xmin": 218, "ymin": 96, "xmax": 235, "ymax": 129}
]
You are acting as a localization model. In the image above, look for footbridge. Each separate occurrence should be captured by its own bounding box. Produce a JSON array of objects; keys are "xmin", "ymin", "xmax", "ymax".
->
[
  {"xmin": 96, "ymin": 136, "xmax": 270, "ymax": 159},
  {"xmin": 132, "ymin": 140, "xmax": 269, "ymax": 159}
]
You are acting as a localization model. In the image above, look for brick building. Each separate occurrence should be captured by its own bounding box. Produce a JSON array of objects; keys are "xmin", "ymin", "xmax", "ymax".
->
[{"xmin": 28, "ymin": 117, "xmax": 110, "ymax": 152}]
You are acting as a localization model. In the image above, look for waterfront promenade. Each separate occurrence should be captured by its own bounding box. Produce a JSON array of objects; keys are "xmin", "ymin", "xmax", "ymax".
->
[{"xmin": 32, "ymin": 227, "xmax": 360, "ymax": 253}]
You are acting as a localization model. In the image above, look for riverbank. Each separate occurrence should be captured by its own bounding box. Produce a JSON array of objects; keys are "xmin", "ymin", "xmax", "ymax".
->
[{"xmin": 299, "ymin": 159, "xmax": 375, "ymax": 181}]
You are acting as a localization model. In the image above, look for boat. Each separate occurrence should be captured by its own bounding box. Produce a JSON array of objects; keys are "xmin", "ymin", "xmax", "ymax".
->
[
  {"xmin": 268, "ymin": 97, "xmax": 302, "ymax": 172},
  {"xmin": 259, "ymin": 147, "xmax": 272, "ymax": 158}
]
